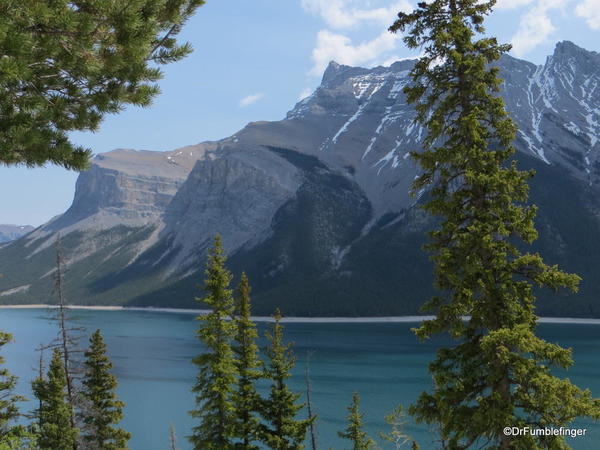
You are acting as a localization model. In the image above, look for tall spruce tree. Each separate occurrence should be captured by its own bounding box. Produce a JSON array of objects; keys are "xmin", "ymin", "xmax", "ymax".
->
[
  {"xmin": 32, "ymin": 347, "xmax": 78, "ymax": 450},
  {"xmin": 0, "ymin": 0, "xmax": 204, "ymax": 170},
  {"xmin": 80, "ymin": 329, "xmax": 130, "ymax": 449},
  {"xmin": 189, "ymin": 235, "xmax": 238, "ymax": 449},
  {"xmin": 260, "ymin": 309, "xmax": 312, "ymax": 450},
  {"xmin": 337, "ymin": 392, "xmax": 375, "ymax": 450},
  {"xmin": 0, "ymin": 331, "xmax": 26, "ymax": 445},
  {"xmin": 389, "ymin": 1, "xmax": 600, "ymax": 448},
  {"xmin": 232, "ymin": 273, "xmax": 262, "ymax": 449}
]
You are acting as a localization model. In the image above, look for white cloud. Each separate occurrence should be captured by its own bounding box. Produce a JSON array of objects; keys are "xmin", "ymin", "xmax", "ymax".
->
[
  {"xmin": 576, "ymin": 0, "xmax": 600, "ymax": 29},
  {"xmin": 380, "ymin": 54, "xmax": 402, "ymax": 66},
  {"xmin": 297, "ymin": 88, "xmax": 314, "ymax": 101},
  {"xmin": 301, "ymin": 0, "xmax": 411, "ymax": 29},
  {"xmin": 239, "ymin": 93, "xmax": 264, "ymax": 107},
  {"xmin": 510, "ymin": 0, "xmax": 568, "ymax": 57},
  {"xmin": 495, "ymin": 0, "xmax": 536, "ymax": 10},
  {"xmin": 309, "ymin": 29, "xmax": 400, "ymax": 76},
  {"xmin": 302, "ymin": 1, "xmax": 412, "ymax": 77},
  {"xmin": 381, "ymin": 53, "xmax": 426, "ymax": 66}
]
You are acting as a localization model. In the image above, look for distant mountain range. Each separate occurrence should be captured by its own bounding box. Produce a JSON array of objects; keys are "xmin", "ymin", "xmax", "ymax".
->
[
  {"xmin": 0, "ymin": 225, "xmax": 33, "ymax": 243},
  {"xmin": 1, "ymin": 41, "xmax": 599, "ymax": 317}
]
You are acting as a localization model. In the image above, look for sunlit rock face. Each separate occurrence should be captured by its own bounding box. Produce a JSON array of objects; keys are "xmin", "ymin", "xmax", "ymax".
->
[{"xmin": 1, "ymin": 42, "xmax": 599, "ymax": 317}]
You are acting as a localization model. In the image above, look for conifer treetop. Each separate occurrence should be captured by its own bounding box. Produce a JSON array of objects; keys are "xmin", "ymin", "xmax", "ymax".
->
[
  {"xmin": 189, "ymin": 235, "xmax": 238, "ymax": 449},
  {"xmin": 0, "ymin": 0, "xmax": 205, "ymax": 170},
  {"xmin": 260, "ymin": 309, "xmax": 313, "ymax": 450},
  {"xmin": 0, "ymin": 331, "xmax": 25, "ymax": 442},
  {"xmin": 338, "ymin": 392, "xmax": 375, "ymax": 450},
  {"xmin": 81, "ymin": 329, "xmax": 130, "ymax": 449},
  {"xmin": 389, "ymin": 0, "xmax": 600, "ymax": 447},
  {"xmin": 232, "ymin": 272, "xmax": 262, "ymax": 449},
  {"xmin": 32, "ymin": 347, "xmax": 79, "ymax": 449}
]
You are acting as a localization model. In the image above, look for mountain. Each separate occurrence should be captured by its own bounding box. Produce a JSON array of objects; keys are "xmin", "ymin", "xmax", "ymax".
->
[
  {"xmin": 1, "ymin": 41, "xmax": 599, "ymax": 316},
  {"xmin": 0, "ymin": 225, "xmax": 34, "ymax": 243}
]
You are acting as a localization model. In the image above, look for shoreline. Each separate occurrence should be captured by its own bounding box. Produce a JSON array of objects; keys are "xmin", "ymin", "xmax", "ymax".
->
[{"xmin": 1, "ymin": 304, "xmax": 600, "ymax": 324}]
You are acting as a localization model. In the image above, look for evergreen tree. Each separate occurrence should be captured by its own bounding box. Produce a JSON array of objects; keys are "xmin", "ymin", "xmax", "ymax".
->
[
  {"xmin": 232, "ymin": 273, "xmax": 262, "ymax": 449},
  {"xmin": 0, "ymin": 331, "xmax": 26, "ymax": 445},
  {"xmin": 32, "ymin": 348, "xmax": 78, "ymax": 450},
  {"xmin": 80, "ymin": 329, "xmax": 130, "ymax": 449},
  {"xmin": 379, "ymin": 405, "xmax": 411, "ymax": 449},
  {"xmin": 260, "ymin": 309, "xmax": 312, "ymax": 450},
  {"xmin": 168, "ymin": 424, "xmax": 178, "ymax": 450},
  {"xmin": 337, "ymin": 392, "xmax": 375, "ymax": 450},
  {"xmin": 31, "ymin": 345, "xmax": 47, "ymax": 438},
  {"xmin": 0, "ymin": 0, "xmax": 204, "ymax": 170},
  {"xmin": 389, "ymin": 1, "xmax": 600, "ymax": 448},
  {"xmin": 189, "ymin": 235, "xmax": 238, "ymax": 449}
]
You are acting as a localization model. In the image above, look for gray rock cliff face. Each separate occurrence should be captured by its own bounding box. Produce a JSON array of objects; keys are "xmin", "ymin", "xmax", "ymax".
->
[
  {"xmin": 501, "ymin": 41, "xmax": 600, "ymax": 179},
  {"xmin": 229, "ymin": 42, "xmax": 599, "ymax": 222},
  {"xmin": 48, "ymin": 146, "xmax": 210, "ymax": 230},
  {"xmin": 160, "ymin": 146, "xmax": 302, "ymax": 275},
  {"xmin": 1, "ymin": 41, "xmax": 599, "ymax": 315},
  {"xmin": 21, "ymin": 144, "xmax": 214, "ymax": 259}
]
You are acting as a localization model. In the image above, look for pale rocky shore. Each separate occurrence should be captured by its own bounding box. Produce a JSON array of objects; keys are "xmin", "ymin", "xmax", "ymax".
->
[{"xmin": 1, "ymin": 304, "xmax": 600, "ymax": 324}]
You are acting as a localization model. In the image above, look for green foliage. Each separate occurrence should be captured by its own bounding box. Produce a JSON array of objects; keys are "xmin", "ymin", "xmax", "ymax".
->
[
  {"xmin": 189, "ymin": 235, "xmax": 238, "ymax": 449},
  {"xmin": 0, "ymin": 427, "xmax": 38, "ymax": 450},
  {"xmin": 80, "ymin": 329, "xmax": 130, "ymax": 449},
  {"xmin": 232, "ymin": 273, "xmax": 262, "ymax": 449},
  {"xmin": 0, "ymin": 0, "xmax": 204, "ymax": 170},
  {"xmin": 337, "ymin": 392, "xmax": 375, "ymax": 450},
  {"xmin": 189, "ymin": 246, "xmax": 311, "ymax": 449},
  {"xmin": 32, "ymin": 348, "xmax": 78, "ymax": 450},
  {"xmin": 0, "ymin": 332, "xmax": 27, "ymax": 447},
  {"xmin": 389, "ymin": 0, "xmax": 600, "ymax": 448},
  {"xmin": 379, "ymin": 405, "xmax": 412, "ymax": 449},
  {"xmin": 259, "ymin": 309, "xmax": 312, "ymax": 450}
]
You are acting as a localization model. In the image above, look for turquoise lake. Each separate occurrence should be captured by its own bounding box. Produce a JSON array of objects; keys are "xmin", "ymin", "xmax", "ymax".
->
[{"xmin": 0, "ymin": 308, "xmax": 599, "ymax": 449}]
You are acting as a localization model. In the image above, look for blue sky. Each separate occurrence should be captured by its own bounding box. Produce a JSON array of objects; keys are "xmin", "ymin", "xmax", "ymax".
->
[{"xmin": 1, "ymin": 0, "xmax": 599, "ymax": 226}]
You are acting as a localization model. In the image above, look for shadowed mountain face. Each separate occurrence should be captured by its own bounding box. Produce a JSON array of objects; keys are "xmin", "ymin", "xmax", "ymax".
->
[{"xmin": 1, "ymin": 41, "xmax": 600, "ymax": 316}]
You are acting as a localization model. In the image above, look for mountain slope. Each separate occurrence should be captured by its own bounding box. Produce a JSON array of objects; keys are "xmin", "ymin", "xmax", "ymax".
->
[
  {"xmin": 1, "ymin": 41, "xmax": 599, "ymax": 316},
  {"xmin": 0, "ymin": 225, "xmax": 34, "ymax": 243}
]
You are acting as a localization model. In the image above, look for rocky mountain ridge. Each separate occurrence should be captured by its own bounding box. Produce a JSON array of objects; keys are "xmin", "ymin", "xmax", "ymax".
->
[
  {"xmin": 0, "ymin": 225, "xmax": 34, "ymax": 243},
  {"xmin": 1, "ymin": 41, "xmax": 599, "ymax": 316}
]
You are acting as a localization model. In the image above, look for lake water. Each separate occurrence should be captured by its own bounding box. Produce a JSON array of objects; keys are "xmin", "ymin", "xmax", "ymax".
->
[{"xmin": 0, "ymin": 308, "xmax": 599, "ymax": 449}]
